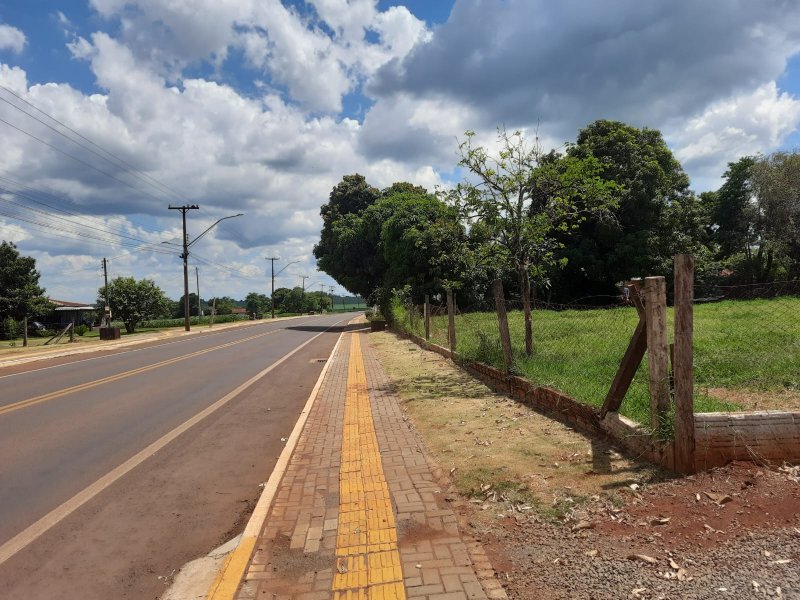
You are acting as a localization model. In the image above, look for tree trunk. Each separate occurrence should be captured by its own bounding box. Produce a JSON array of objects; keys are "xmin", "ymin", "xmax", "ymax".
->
[{"xmin": 519, "ymin": 269, "xmax": 533, "ymax": 356}]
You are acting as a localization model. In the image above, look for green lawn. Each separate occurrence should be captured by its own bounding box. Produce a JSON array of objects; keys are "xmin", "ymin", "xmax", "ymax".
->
[{"xmin": 396, "ymin": 297, "xmax": 800, "ymax": 425}]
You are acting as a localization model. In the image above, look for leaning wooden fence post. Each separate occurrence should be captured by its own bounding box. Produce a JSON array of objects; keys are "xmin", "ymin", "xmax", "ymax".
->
[
  {"xmin": 424, "ymin": 294, "xmax": 431, "ymax": 340},
  {"xmin": 492, "ymin": 279, "xmax": 514, "ymax": 374},
  {"xmin": 644, "ymin": 276, "xmax": 669, "ymax": 434},
  {"xmin": 673, "ymin": 255, "xmax": 696, "ymax": 473},
  {"xmin": 446, "ymin": 289, "xmax": 457, "ymax": 353}
]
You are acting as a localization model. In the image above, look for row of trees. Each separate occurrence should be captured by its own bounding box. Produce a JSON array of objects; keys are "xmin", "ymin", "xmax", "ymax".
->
[
  {"xmin": 0, "ymin": 240, "xmax": 342, "ymax": 338},
  {"xmin": 314, "ymin": 119, "xmax": 800, "ymax": 352},
  {"xmin": 98, "ymin": 280, "xmax": 334, "ymax": 333}
]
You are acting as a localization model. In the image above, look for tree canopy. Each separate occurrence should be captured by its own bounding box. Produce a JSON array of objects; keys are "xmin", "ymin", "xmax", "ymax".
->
[
  {"xmin": 314, "ymin": 176, "xmax": 466, "ymax": 313},
  {"xmin": 0, "ymin": 241, "xmax": 51, "ymax": 321},
  {"xmin": 98, "ymin": 277, "xmax": 171, "ymax": 333},
  {"xmin": 557, "ymin": 119, "xmax": 694, "ymax": 297}
]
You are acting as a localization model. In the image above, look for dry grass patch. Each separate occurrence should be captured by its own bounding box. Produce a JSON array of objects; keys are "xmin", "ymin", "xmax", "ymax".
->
[
  {"xmin": 705, "ymin": 387, "xmax": 800, "ymax": 412},
  {"xmin": 369, "ymin": 331, "xmax": 660, "ymax": 521}
]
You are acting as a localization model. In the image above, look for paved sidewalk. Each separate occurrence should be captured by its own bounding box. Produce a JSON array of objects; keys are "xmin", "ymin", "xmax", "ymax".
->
[{"xmin": 234, "ymin": 330, "xmax": 505, "ymax": 600}]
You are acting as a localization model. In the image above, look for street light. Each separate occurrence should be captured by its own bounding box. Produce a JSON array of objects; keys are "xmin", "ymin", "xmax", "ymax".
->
[
  {"xmin": 265, "ymin": 257, "xmax": 300, "ymax": 319},
  {"xmin": 168, "ymin": 207, "xmax": 244, "ymax": 331}
]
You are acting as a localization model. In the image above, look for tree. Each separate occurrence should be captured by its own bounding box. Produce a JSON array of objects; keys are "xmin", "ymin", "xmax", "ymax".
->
[
  {"xmin": 0, "ymin": 241, "xmax": 52, "ymax": 323},
  {"xmin": 271, "ymin": 287, "xmax": 291, "ymax": 313},
  {"xmin": 379, "ymin": 187, "xmax": 467, "ymax": 300},
  {"xmin": 449, "ymin": 128, "xmax": 619, "ymax": 354},
  {"xmin": 560, "ymin": 120, "xmax": 693, "ymax": 298},
  {"xmin": 98, "ymin": 277, "xmax": 171, "ymax": 333},
  {"xmin": 314, "ymin": 175, "xmax": 383, "ymax": 299},
  {"xmin": 174, "ymin": 293, "xmax": 201, "ymax": 318},
  {"xmin": 207, "ymin": 296, "xmax": 236, "ymax": 315},
  {"xmin": 315, "ymin": 176, "xmax": 469, "ymax": 316},
  {"xmin": 752, "ymin": 151, "xmax": 800, "ymax": 280},
  {"xmin": 245, "ymin": 292, "xmax": 271, "ymax": 317},
  {"xmin": 303, "ymin": 291, "xmax": 331, "ymax": 312}
]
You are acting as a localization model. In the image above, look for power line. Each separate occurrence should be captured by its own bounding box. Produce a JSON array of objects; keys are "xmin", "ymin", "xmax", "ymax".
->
[
  {"xmin": 0, "ymin": 84, "xmax": 191, "ymax": 203},
  {"xmin": 0, "ymin": 185, "xmax": 177, "ymax": 253},
  {"xmin": 0, "ymin": 116, "xmax": 173, "ymax": 206}
]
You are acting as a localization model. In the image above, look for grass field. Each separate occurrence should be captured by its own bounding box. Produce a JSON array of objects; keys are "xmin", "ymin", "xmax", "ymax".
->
[{"xmin": 395, "ymin": 296, "xmax": 800, "ymax": 425}]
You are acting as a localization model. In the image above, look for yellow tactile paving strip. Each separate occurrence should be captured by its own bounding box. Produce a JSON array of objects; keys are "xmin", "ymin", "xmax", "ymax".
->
[{"xmin": 332, "ymin": 334, "xmax": 406, "ymax": 600}]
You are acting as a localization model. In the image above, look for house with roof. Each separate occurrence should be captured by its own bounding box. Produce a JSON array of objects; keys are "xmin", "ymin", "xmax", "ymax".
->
[{"xmin": 46, "ymin": 299, "xmax": 97, "ymax": 327}]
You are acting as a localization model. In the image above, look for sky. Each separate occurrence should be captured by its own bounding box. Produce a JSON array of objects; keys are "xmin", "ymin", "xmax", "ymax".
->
[{"xmin": 1, "ymin": 0, "xmax": 799, "ymax": 304}]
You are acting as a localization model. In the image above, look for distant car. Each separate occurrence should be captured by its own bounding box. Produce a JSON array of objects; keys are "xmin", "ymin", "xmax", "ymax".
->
[{"xmin": 27, "ymin": 321, "xmax": 47, "ymax": 334}]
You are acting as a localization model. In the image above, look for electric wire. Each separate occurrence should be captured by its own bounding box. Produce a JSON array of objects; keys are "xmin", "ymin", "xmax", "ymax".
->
[
  {"xmin": 0, "ymin": 185, "xmax": 177, "ymax": 253},
  {"xmin": 0, "ymin": 116, "xmax": 173, "ymax": 206},
  {"xmin": 0, "ymin": 84, "xmax": 191, "ymax": 203}
]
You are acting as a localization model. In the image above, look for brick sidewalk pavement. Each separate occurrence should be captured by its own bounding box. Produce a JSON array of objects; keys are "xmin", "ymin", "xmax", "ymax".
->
[{"xmin": 235, "ymin": 331, "xmax": 506, "ymax": 600}]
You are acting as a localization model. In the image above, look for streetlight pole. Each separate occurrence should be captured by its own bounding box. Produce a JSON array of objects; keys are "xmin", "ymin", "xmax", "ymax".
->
[
  {"xmin": 168, "ymin": 206, "xmax": 242, "ymax": 332},
  {"xmin": 195, "ymin": 266, "xmax": 202, "ymax": 317},
  {"xmin": 300, "ymin": 275, "xmax": 309, "ymax": 299},
  {"xmin": 265, "ymin": 257, "xmax": 299, "ymax": 319}
]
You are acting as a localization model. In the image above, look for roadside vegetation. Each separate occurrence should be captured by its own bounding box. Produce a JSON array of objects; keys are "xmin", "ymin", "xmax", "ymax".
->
[{"xmin": 394, "ymin": 296, "xmax": 800, "ymax": 424}]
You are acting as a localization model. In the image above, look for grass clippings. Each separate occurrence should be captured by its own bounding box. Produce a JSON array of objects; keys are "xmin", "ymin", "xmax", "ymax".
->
[{"xmin": 369, "ymin": 331, "xmax": 661, "ymax": 522}]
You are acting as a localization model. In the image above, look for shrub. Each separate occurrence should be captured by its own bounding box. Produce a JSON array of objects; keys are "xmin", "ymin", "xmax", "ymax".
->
[
  {"xmin": 0, "ymin": 318, "xmax": 18, "ymax": 340},
  {"xmin": 74, "ymin": 324, "xmax": 89, "ymax": 336}
]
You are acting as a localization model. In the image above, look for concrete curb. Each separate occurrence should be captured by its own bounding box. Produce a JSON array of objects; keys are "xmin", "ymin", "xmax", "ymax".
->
[{"xmin": 204, "ymin": 329, "xmax": 347, "ymax": 600}]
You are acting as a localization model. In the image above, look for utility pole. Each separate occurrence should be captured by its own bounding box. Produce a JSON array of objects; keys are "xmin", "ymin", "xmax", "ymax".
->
[
  {"xmin": 168, "ymin": 204, "xmax": 199, "ymax": 331},
  {"xmin": 102, "ymin": 257, "xmax": 110, "ymax": 326},
  {"xmin": 266, "ymin": 256, "xmax": 278, "ymax": 319},
  {"xmin": 195, "ymin": 266, "xmax": 202, "ymax": 317},
  {"xmin": 300, "ymin": 275, "xmax": 309, "ymax": 298}
]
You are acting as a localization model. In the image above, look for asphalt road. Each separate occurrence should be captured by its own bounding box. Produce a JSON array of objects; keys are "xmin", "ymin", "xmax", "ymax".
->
[{"xmin": 0, "ymin": 313, "xmax": 358, "ymax": 599}]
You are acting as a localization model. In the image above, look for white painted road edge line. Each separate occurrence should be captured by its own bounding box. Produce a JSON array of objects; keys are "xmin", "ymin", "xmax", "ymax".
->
[
  {"xmin": 205, "ymin": 328, "xmax": 348, "ymax": 600},
  {"xmin": 0, "ymin": 319, "xmax": 349, "ymax": 567}
]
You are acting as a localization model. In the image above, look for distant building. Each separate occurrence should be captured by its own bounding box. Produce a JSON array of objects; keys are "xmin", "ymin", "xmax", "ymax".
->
[{"xmin": 47, "ymin": 299, "xmax": 97, "ymax": 327}]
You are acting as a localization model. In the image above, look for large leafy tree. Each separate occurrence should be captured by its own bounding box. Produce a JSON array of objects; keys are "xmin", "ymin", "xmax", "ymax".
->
[
  {"xmin": 448, "ymin": 128, "xmax": 619, "ymax": 354},
  {"xmin": 245, "ymin": 292, "xmax": 271, "ymax": 316},
  {"xmin": 752, "ymin": 151, "xmax": 800, "ymax": 280},
  {"xmin": 706, "ymin": 152, "xmax": 800, "ymax": 283},
  {"xmin": 314, "ymin": 175, "xmax": 383, "ymax": 299},
  {"xmin": 0, "ymin": 241, "xmax": 51, "ymax": 321},
  {"xmin": 314, "ymin": 175, "xmax": 465, "ymax": 312},
  {"xmin": 174, "ymin": 293, "xmax": 201, "ymax": 318},
  {"xmin": 560, "ymin": 120, "xmax": 693, "ymax": 298},
  {"xmin": 98, "ymin": 277, "xmax": 171, "ymax": 333}
]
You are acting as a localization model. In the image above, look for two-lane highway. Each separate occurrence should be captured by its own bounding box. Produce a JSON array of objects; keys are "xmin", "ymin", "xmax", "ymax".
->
[{"xmin": 0, "ymin": 313, "xmax": 357, "ymax": 599}]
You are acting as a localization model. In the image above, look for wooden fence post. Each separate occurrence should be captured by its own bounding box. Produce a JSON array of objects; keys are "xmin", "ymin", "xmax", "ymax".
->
[
  {"xmin": 600, "ymin": 282, "xmax": 647, "ymax": 418},
  {"xmin": 673, "ymin": 255, "xmax": 696, "ymax": 472},
  {"xmin": 23, "ymin": 316, "xmax": 28, "ymax": 347},
  {"xmin": 424, "ymin": 295, "xmax": 430, "ymax": 340},
  {"xmin": 644, "ymin": 276, "xmax": 669, "ymax": 434},
  {"xmin": 492, "ymin": 279, "xmax": 513, "ymax": 373},
  {"xmin": 446, "ymin": 289, "xmax": 457, "ymax": 353}
]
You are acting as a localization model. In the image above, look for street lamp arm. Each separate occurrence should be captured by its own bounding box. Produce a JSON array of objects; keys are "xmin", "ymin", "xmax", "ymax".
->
[
  {"xmin": 188, "ymin": 213, "xmax": 244, "ymax": 248},
  {"xmin": 274, "ymin": 260, "xmax": 300, "ymax": 277}
]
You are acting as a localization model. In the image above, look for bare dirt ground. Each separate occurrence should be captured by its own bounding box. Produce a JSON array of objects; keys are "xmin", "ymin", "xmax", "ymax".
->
[{"xmin": 370, "ymin": 332, "xmax": 800, "ymax": 600}]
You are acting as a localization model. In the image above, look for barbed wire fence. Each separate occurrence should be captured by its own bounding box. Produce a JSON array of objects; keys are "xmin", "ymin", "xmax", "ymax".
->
[
  {"xmin": 394, "ymin": 271, "xmax": 800, "ymax": 429},
  {"xmin": 692, "ymin": 279, "xmax": 800, "ymax": 414}
]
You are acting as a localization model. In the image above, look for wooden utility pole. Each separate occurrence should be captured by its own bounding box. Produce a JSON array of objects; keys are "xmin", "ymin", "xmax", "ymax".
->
[
  {"xmin": 424, "ymin": 295, "xmax": 430, "ymax": 340},
  {"xmin": 644, "ymin": 276, "xmax": 670, "ymax": 433},
  {"xmin": 492, "ymin": 279, "xmax": 514, "ymax": 373},
  {"xmin": 102, "ymin": 257, "xmax": 110, "ymax": 327},
  {"xmin": 673, "ymin": 255, "xmax": 696, "ymax": 472},
  {"xmin": 446, "ymin": 289, "xmax": 457, "ymax": 353},
  {"xmin": 168, "ymin": 204, "xmax": 199, "ymax": 332}
]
